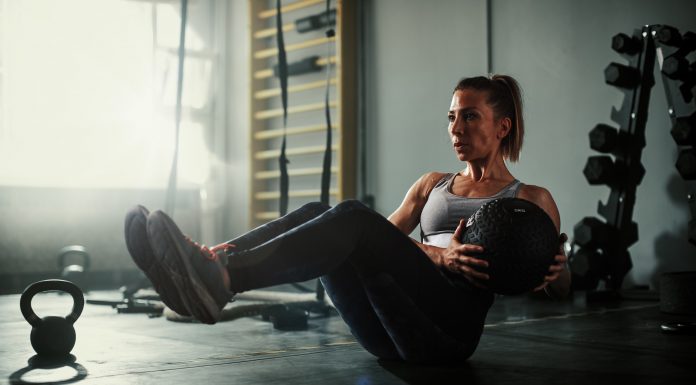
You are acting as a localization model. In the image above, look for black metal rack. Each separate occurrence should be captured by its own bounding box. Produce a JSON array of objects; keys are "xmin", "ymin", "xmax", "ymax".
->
[{"xmin": 571, "ymin": 25, "xmax": 696, "ymax": 299}]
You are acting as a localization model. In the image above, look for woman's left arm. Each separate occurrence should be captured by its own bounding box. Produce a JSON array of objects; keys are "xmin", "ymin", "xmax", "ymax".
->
[{"xmin": 517, "ymin": 185, "xmax": 571, "ymax": 299}]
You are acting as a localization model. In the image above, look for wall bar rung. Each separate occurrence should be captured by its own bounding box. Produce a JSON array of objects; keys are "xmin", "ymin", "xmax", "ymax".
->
[
  {"xmin": 254, "ymin": 101, "xmax": 337, "ymax": 120},
  {"xmin": 255, "ymin": 189, "xmax": 339, "ymax": 200},
  {"xmin": 255, "ymin": 78, "xmax": 337, "ymax": 99},
  {"xmin": 255, "ymin": 145, "xmax": 338, "ymax": 160},
  {"xmin": 258, "ymin": 0, "xmax": 323, "ymax": 19},
  {"xmin": 255, "ymin": 212, "xmax": 281, "ymax": 220},
  {"xmin": 254, "ymin": 37, "xmax": 335, "ymax": 60},
  {"xmin": 254, "ymin": 23, "xmax": 295, "ymax": 39},
  {"xmin": 255, "ymin": 124, "xmax": 338, "ymax": 140},
  {"xmin": 253, "ymin": 56, "xmax": 336, "ymax": 79},
  {"xmin": 255, "ymin": 167, "xmax": 338, "ymax": 180}
]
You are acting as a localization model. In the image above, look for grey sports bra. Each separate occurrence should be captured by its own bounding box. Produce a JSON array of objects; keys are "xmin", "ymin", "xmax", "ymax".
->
[{"xmin": 420, "ymin": 173, "xmax": 523, "ymax": 248}]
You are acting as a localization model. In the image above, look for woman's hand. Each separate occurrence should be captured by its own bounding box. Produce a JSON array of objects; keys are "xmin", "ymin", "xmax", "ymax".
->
[
  {"xmin": 533, "ymin": 233, "xmax": 569, "ymax": 292},
  {"xmin": 440, "ymin": 219, "xmax": 490, "ymax": 288}
]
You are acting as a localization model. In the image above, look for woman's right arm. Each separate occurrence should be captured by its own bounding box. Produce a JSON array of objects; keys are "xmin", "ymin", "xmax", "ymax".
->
[
  {"xmin": 387, "ymin": 173, "xmax": 490, "ymax": 284},
  {"xmin": 387, "ymin": 172, "xmax": 443, "ymax": 235}
]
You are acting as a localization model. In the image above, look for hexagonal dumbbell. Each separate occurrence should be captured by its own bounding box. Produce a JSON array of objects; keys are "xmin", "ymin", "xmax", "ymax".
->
[
  {"xmin": 678, "ymin": 81, "xmax": 695, "ymax": 104},
  {"xmin": 569, "ymin": 247, "xmax": 604, "ymax": 291},
  {"xmin": 584, "ymin": 156, "xmax": 644, "ymax": 186},
  {"xmin": 584, "ymin": 156, "xmax": 616, "ymax": 185},
  {"xmin": 655, "ymin": 25, "xmax": 682, "ymax": 46},
  {"xmin": 573, "ymin": 216, "xmax": 612, "ymax": 249},
  {"xmin": 605, "ymin": 63, "xmax": 641, "ymax": 89},
  {"xmin": 606, "ymin": 248, "xmax": 633, "ymax": 291},
  {"xmin": 589, "ymin": 124, "xmax": 619, "ymax": 153},
  {"xmin": 618, "ymin": 221, "xmax": 639, "ymax": 248},
  {"xmin": 611, "ymin": 33, "xmax": 641, "ymax": 55},
  {"xmin": 662, "ymin": 54, "xmax": 689, "ymax": 80},
  {"xmin": 671, "ymin": 112, "xmax": 696, "ymax": 145},
  {"xmin": 676, "ymin": 148, "xmax": 696, "ymax": 180},
  {"xmin": 682, "ymin": 31, "xmax": 696, "ymax": 53}
]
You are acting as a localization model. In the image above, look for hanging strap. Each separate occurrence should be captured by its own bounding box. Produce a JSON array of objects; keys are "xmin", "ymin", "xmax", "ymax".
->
[
  {"xmin": 314, "ymin": 0, "xmax": 334, "ymax": 302},
  {"xmin": 276, "ymin": 0, "xmax": 290, "ymax": 216},
  {"xmin": 320, "ymin": 0, "xmax": 334, "ymax": 205},
  {"xmin": 165, "ymin": 0, "xmax": 188, "ymax": 215}
]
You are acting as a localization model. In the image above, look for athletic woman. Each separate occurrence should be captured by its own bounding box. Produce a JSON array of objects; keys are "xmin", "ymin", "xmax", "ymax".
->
[{"xmin": 125, "ymin": 74, "xmax": 569, "ymax": 364}]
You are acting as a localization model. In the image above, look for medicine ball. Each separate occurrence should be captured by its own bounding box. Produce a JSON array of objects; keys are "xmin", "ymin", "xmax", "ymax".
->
[{"xmin": 461, "ymin": 197, "xmax": 558, "ymax": 295}]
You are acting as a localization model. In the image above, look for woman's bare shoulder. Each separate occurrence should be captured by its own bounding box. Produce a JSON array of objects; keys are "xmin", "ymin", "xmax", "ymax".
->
[
  {"xmin": 415, "ymin": 172, "xmax": 450, "ymax": 196},
  {"xmin": 518, "ymin": 184, "xmax": 560, "ymax": 230}
]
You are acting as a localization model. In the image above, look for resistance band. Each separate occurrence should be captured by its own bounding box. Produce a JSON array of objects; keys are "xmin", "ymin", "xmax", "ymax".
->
[
  {"xmin": 276, "ymin": 0, "xmax": 334, "ymax": 215},
  {"xmin": 320, "ymin": 0, "xmax": 334, "ymax": 205},
  {"xmin": 276, "ymin": 0, "xmax": 290, "ymax": 216},
  {"xmin": 165, "ymin": 0, "xmax": 188, "ymax": 215}
]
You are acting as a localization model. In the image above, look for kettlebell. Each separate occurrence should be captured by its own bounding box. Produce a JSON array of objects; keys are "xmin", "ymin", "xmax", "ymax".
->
[
  {"xmin": 20, "ymin": 279, "xmax": 84, "ymax": 356},
  {"xmin": 57, "ymin": 245, "xmax": 91, "ymax": 290}
]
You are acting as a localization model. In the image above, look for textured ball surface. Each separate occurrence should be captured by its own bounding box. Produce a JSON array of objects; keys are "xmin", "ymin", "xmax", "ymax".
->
[{"xmin": 461, "ymin": 197, "xmax": 558, "ymax": 295}]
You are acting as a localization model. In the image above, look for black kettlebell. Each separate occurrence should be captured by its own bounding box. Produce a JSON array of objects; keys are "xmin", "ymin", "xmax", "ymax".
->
[
  {"xmin": 20, "ymin": 279, "xmax": 84, "ymax": 357},
  {"xmin": 58, "ymin": 245, "xmax": 91, "ymax": 290}
]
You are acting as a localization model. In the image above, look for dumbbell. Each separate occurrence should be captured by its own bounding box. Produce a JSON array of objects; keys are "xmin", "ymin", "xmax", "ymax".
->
[
  {"xmin": 573, "ymin": 217, "xmax": 612, "ymax": 249},
  {"xmin": 583, "ymin": 156, "xmax": 616, "ymax": 185},
  {"xmin": 618, "ymin": 221, "xmax": 639, "ymax": 248},
  {"xmin": 681, "ymin": 31, "xmax": 696, "ymax": 53},
  {"xmin": 569, "ymin": 247, "xmax": 604, "ymax": 291},
  {"xmin": 583, "ymin": 156, "xmax": 645, "ymax": 186},
  {"xmin": 662, "ymin": 54, "xmax": 689, "ymax": 80},
  {"xmin": 605, "ymin": 63, "xmax": 641, "ymax": 89},
  {"xmin": 675, "ymin": 148, "xmax": 696, "ymax": 180},
  {"xmin": 590, "ymin": 124, "xmax": 645, "ymax": 153},
  {"xmin": 611, "ymin": 33, "xmax": 641, "ymax": 55},
  {"xmin": 606, "ymin": 248, "xmax": 633, "ymax": 291},
  {"xmin": 678, "ymin": 80, "xmax": 696, "ymax": 104},
  {"xmin": 57, "ymin": 246, "xmax": 91, "ymax": 291},
  {"xmin": 655, "ymin": 25, "xmax": 682, "ymax": 46},
  {"xmin": 671, "ymin": 112, "xmax": 696, "ymax": 145},
  {"xmin": 589, "ymin": 124, "xmax": 619, "ymax": 153}
]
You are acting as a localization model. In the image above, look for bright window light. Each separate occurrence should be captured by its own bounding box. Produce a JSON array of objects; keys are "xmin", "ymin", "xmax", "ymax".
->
[{"xmin": 0, "ymin": 0, "xmax": 215, "ymax": 189}]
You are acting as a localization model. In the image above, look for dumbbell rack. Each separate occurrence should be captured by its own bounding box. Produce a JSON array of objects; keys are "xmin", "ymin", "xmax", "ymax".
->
[{"xmin": 572, "ymin": 25, "xmax": 696, "ymax": 299}]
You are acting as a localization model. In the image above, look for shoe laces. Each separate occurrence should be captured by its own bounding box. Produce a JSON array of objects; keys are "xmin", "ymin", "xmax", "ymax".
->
[{"xmin": 185, "ymin": 236, "xmax": 236, "ymax": 261}]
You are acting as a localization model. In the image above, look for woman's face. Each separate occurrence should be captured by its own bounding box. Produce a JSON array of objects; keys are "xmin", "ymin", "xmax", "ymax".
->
[{"xmin": 447, "ymin": 89, "xmax": 510, "ymax": 162}]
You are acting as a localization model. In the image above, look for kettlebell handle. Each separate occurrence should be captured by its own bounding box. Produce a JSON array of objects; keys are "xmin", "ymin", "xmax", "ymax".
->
[
  {"xmin": 20, "ymin": 279, "xmax": 84, "ymax": 327},
  {"xmin": 57, "ymin": 245, "xmax": 91, "ymax": 271}
]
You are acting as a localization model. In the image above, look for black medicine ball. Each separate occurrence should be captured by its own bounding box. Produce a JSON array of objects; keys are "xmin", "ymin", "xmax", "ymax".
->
[{"xmin": 461, "ymin": 197, "xmax": 558, "ymax": 295}]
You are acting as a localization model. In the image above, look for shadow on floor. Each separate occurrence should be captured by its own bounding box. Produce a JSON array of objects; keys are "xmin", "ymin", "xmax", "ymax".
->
[{"xmin": 8, "ymin": 354, "xmax": 88, "ymax": 385}]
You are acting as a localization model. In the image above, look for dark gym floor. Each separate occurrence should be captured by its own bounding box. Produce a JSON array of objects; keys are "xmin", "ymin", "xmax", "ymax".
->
[{"xmin": 1, "ymin": 286, "xmax": 694, "ymax": 385}]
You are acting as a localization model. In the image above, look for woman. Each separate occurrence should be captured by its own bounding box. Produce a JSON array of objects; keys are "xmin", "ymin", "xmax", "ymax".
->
[{"xmin": 125, "ymin": 74, "xmax": 569, "ymax": 364}]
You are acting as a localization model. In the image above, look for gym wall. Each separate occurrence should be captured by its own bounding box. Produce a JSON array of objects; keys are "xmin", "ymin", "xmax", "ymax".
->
[
  {"xmin": 490, "ymin": 0, "xmax": 696, "ymax": 288},
  {"xmin": 223, "ymin": 0, "xmax": 696, "ymax": 290},
  {"xmin": 126, "ymin": 0, "xmax": 696, "ymax": 293}
]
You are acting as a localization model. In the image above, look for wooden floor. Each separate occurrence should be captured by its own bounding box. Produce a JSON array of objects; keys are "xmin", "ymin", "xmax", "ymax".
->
[{"xmin": 1, "ymin": 287, "xmax": 694, "ymax": 385}]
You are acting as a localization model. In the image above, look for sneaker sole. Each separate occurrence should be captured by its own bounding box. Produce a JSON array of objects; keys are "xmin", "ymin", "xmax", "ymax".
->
[
  {"xmin": 124, "ymin": 205, "xmax": 191, "ymax": 316},
  {"xmin": 147, "ymin": 210, "xmax": 222, "ymax": 324}
]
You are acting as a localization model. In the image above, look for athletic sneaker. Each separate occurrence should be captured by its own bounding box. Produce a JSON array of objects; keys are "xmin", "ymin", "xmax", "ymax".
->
[
  {"xmin": 124, "ymin": 205, "xmax": 191, "ymax": 316},
  {"xmin": 146, "ymin": 210, "xmax": 235, "ymax": 324}
]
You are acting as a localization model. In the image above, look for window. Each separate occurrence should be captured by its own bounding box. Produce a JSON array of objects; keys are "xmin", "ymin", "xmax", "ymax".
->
[{"xmin": 0, "ymin": 0, "xmax": 221, "ymax": 189}]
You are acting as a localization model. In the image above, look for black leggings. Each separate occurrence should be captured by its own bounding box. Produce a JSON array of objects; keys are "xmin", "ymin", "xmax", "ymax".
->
[{"xmin": 225, "ymin": 200, "xmax": 494, "ymax": 364}]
